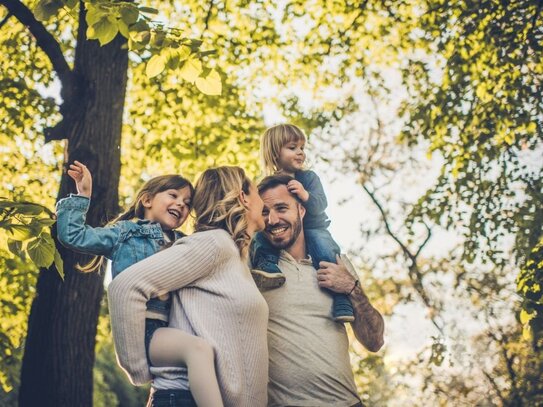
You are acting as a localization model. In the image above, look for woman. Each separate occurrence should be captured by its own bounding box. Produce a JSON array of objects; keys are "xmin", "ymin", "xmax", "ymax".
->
[{"xmin": 108, "ymin": 166, "xmax": 269, "ymax": 407}]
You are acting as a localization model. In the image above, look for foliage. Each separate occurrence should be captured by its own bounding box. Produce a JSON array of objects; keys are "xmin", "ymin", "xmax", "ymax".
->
[
  {"xmin": 517, "ymin": 238, "xmax": 543, "ymax": 343},
  {"xmin": 399, "ymin": 0, "xmax": 543, "ymax": 268},
  {"xmin": 33, "ymin": 0, "xmax": 221, "ymax": 95},
  {"xmin": 0, "ymin": 250, "xmax": 37, "ymax": 398},
  {"xmin": 0, "ymin": 199, "xmax": 63, "ymax": 278}
]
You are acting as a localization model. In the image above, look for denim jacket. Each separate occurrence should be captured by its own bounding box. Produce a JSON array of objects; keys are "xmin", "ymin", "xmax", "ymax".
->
[
  {"xmin": 56, "ymin": 194, "xmax": 184, "ymax": 318},
  {"xmin": 295, "ymin": 170, "xmax": 331, "ymax": 230}
]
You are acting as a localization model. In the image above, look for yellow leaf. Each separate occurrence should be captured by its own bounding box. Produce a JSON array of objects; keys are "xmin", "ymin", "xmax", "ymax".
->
[
  {"xmin": 146, "ymin": 54, "xmax": 166, "ymax": 78},
  {"xmin": 195, "ymin": 69, "xmax": 222, "ymax": 95},
  {"xmin": 179, "ymin": 58, "xmax": 202, "ymax": 83},
  {"xmin": 520, "ymin": 309, "xmax": 532, "ymax": 324}
]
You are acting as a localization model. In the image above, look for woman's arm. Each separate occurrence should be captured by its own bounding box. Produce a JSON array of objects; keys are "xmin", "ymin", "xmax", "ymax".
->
[{"xmin": 107, "ymin": 231, "xmax": 222, "ymax": 385}]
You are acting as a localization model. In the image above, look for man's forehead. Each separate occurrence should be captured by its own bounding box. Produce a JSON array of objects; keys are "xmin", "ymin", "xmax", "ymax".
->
[{"xmin": 261, "ymin": 185, "xmax": 296, "ymax": 205}]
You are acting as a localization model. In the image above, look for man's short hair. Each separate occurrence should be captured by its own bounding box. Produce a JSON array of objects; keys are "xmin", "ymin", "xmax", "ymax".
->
[{"xmin": 257, "ymin": 175, "xmax": 303, "ymax": 204}]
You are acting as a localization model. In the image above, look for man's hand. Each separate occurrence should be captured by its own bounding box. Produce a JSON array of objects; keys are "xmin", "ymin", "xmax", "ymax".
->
[
  {"xmin": 67, "ymin": 161, "xmax": 92, "ymax": 198},
  {"xmin": 319, "ymin": 254, "xmax": 385, "ymax": 352},
  {"xmin": 316, "ymin": 255, "xmax": 357, "ymax": 294},
  {"xmin": 287, "ymin": 180, "xmax": 310, "ymax": 202}
]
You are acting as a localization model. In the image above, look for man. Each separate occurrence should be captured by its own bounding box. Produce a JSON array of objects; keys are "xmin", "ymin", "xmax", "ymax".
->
[{"xmin": 256, "ymin": 174, "xmax": 384, "ymax": 407}]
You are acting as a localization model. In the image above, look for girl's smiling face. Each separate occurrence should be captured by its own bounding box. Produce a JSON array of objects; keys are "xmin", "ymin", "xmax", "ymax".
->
[
  {"xmin": 277, "ymin": 140, "xmax": 306, "ymax": 174},
  {"xmin": 143, "ymin": 186, "xmax": 192, "ymax": 230}
]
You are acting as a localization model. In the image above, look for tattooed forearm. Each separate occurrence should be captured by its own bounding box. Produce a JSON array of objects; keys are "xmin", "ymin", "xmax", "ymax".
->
[{"xmin": 350, "ymin": 286, "xmax": 384, "ymax": 352}]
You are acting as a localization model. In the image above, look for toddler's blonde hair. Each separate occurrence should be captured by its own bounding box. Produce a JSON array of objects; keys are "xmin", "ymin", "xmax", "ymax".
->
[{"xmin": 260, "ymin": 124, "xmax": 307, "ymax": 175}]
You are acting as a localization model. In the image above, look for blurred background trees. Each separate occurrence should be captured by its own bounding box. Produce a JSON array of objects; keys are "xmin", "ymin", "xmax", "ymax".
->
[{"xmin": 0, "ymin": 0, "xmax": 541, "ymax": 406}]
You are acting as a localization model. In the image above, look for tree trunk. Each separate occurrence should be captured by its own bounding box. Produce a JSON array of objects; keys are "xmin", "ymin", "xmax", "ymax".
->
[{"xmin": 19, "ymin": 10, "xmax": 128, "ymax": 406}]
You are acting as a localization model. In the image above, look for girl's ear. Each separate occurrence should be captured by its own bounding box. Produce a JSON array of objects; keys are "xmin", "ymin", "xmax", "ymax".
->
[{"xmin": 141, "ymin": 193, "xmax": 152, "ymax": 208}]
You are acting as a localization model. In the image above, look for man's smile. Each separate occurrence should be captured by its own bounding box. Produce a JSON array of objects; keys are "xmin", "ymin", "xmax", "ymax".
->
[{"xmin": 268, "ymin": 225, "xmax": 288, "ymax": 235}]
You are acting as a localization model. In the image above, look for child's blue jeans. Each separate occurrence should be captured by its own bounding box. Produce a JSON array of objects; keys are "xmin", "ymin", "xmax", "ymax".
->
[{"xmin": 251, "ymin": 228, "xmax": 354, "ymax": 320}]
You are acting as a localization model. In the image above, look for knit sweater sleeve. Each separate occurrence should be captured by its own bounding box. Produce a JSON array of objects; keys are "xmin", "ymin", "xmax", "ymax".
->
[{"xmin": 107, "ymin": 230, "xmax": 223, "ymax": 385}]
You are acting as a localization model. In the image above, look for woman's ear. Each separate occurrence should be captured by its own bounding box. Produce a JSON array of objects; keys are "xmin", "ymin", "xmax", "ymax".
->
[{"xmin": 239, "ymin": 190, "xmax": 249, "ymax": 207}]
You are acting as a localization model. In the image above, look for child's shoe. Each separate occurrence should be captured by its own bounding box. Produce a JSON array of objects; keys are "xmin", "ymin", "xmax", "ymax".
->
[
  {"xmin": 332, "ymin": 295, "xmax": 355, "ymax": 323},
  {"xmin": 251, "ymin": 260, "xmax": 285, "ymax": 290}
]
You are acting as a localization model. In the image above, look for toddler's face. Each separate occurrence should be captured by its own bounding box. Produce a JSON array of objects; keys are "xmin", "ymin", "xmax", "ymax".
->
[{"xmin": 278, "ymin": 140, "xmax": 305, "ymax": 173}]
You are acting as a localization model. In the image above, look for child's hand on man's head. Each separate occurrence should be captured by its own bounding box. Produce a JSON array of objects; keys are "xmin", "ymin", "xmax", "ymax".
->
[
  {"xmin": 287, "ymin": 180, "xmax": 309, "ymax": 202},
  {"xmin": 67, "ymin": 160, "xmax": 92, "ymax": 198}
]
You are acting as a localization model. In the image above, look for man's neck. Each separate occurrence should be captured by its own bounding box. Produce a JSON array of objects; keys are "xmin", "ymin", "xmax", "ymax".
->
[{"xmin": 286, "ymin": 232, "xmax": 307, "ymax": 262}]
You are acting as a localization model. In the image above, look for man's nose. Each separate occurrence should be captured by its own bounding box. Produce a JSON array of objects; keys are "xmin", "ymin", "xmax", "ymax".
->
[{"xmin": 267, "ymin": 211, "xmax": 279, "ymax": 225}]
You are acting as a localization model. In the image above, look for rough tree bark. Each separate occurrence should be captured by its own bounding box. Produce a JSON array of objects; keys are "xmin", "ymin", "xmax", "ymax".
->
[{"xmin": 3, "ymin": 2, "xmax": 130, "ymax": 405}]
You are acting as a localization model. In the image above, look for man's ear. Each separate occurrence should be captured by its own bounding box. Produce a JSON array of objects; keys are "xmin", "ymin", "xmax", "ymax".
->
[{"xmin": 297, "ymin": 202, "xmax": 306, "ymax": 219}]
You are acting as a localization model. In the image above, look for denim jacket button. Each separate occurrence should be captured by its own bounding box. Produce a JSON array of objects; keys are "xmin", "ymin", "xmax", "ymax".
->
[{"xmin": 158, "ymin": 239, "xmax": 165, "ymax": 246}]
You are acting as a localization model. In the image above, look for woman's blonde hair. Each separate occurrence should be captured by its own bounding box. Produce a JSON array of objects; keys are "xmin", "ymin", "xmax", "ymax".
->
[
  {"xmin": 78, "ymin": 175, "xmax": 194, "ymax": 273},
  {"xmin": 192, "ymin": 166, "xmax": 252, "ymax": 258},
  {"xmin": 260, "ymin": 123, "xmax": 307, "ymax": 175}
]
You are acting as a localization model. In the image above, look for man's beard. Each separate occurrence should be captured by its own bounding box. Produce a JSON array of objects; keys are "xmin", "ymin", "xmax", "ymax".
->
[{"xmin": 268, "ymin": 211, "xmax": 303, "ymax": 250}]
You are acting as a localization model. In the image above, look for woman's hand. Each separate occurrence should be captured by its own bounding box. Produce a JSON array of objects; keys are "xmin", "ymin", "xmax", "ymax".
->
[{"xmin": 67, "ymin": 161, "xmax": 93, "ymax": 198}]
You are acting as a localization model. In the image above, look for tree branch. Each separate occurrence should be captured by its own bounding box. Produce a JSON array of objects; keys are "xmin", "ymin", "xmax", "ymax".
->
[
  {"xmin": 0, "ymin": 10, "xmax": 11, "ymax": 28},
  {"xmin": 363, "ymin": 184, "xmax": 443, "ymax": 333},
  {"xmin": 203, "ymin": 0, "xmax": 214, "ymax": 32},
  {"xmin": 0, "ymin": 0, "xmax": 72, "ymax": 87}
]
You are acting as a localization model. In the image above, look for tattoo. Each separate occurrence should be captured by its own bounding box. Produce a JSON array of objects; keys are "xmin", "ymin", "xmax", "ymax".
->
[{"xmin": 350, "ymin": 286, "xmax": 385, "ymax": 352}]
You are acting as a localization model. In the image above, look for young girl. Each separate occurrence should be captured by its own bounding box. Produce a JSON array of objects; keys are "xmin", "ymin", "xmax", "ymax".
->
[
  {"xmin": 108, "ymin": 166, "xmax": 269, "ymax": 406},
  {"xmin": 56, "ymin": 161, "xmax": 223, "ymax": 407},
  {"xmin": 251, "ymin": 124, "xmax": 355, "ymax": 323}
]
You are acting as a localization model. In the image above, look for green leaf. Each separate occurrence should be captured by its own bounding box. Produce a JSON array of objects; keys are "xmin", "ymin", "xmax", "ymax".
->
[
  {"xmin": 146, "ymin": 54, "xmax": 167, "ymax": 78},
  {"xmin": 129, "ymin": 30, "xmax": 150, "ymax": 45},
  {"xmin": 138, "ymin": 6, "xmax": 159, "ymax": 15},
  {"xmin": 27, "ymin": 234, "xmax": 55, "ymax": 268},
  {"xmin": 33, "ymin": 0, "xmax": 63, "ymax": 22},
  {"xmin": 54, "ymin": 249, "xmax": 65, "ymax": 281},
  {"xmin": 15, "ymin": 203, "xmax": 45, "ymax": 215},
  {"xmin": 195, "ymin": 69, "xmax": 222, "ymax": 95},
  {"xmin": 85, "ymin": 5, "xmax": 105, "ymax": 26},
  {"xmin": 179, "ymin": 58, "xmax": 202, "ymax": 83},
  {"xmin": 120, "ymin": 6, "xmax": 139, "ymax": 25},
  {"xmin": 89, "ymin": 18, "xmax": 119, "ymax": 46},
  {"xmin": 7, "ymin": 224, "xmax": 35, "ymax": 241},
  {"xmin": 65, "ymin": 0, "xmax": 78, "ymax": 9},
  {"xmin": 37, "ymin": 218, "xmax": 56, "ymax": 227},
  {"xmin": 7, "ymin": 239, "xmax": 22, "ymax": 257},
  {"xmin": 118, "ymin": 19, "xmax": 129, "ymax": 39}
]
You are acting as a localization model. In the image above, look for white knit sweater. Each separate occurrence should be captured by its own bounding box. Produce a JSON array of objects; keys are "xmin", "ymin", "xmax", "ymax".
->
[{"xmin": 108, "ymin": 229, "xmax": 269, "ymax": 406}]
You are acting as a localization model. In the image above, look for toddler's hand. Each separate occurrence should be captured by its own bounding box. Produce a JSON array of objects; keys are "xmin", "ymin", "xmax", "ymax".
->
[
  {"xmin": 287, "ymin": 180, "xmax": 309, "ymax": 202},
  {"xmin": 67, "ymin": 161, "xmax": 92, "ymax": 198}
]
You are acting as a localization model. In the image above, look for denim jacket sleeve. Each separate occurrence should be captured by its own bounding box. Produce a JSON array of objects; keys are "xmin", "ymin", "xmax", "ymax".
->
[
  {"xmin": 56, "ymin": 194, "xmax": 120, "ymax": 258},
  {"xmin": 297, "ymin": 170, "xmax": 328, "ymax": 215}
]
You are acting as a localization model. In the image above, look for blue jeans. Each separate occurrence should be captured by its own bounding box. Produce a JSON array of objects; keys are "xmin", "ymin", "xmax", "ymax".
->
[
  {"xmin": 145, "ymin": 318, "xmax": 168, "ymax": 365},
  {"xmin": 147, "ymin": 389, "xmax": 196, "ymax": 407},
  {"xmin": 251, "ymin": 228, "xmax": 353, "ymax": 320}
]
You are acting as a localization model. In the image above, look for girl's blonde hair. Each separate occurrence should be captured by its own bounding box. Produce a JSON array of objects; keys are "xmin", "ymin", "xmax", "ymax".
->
[
  {"xmin": 79, "ymin": 174, "xmax": 194, "ymax": 273},
  {"xmin": 192, "ymin": 166, "xmax": 252, "ymax": 258},
  {"xmin": 260, "ymin": 123, "xmax": 307, "ymax": 175}
]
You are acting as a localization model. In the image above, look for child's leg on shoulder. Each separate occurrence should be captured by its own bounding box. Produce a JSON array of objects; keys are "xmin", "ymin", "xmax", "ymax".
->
[
  {"xmin": 250, "ymin": 231, "xmax": 285, "ymax": 289},
  {"xmin": 250, "ymin": 231, "xmax": 280, "ymax": 269},
  {"xmin": 305, "ymin": 228, "xmax": 354, "ymax": 323},
  {"xmin": 149, "ymin": 328, "xmax": 223, "ymax": 407},
  {"xmin": 304, "ymin": 228, "xmax": 341, "ymax": 267}
]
